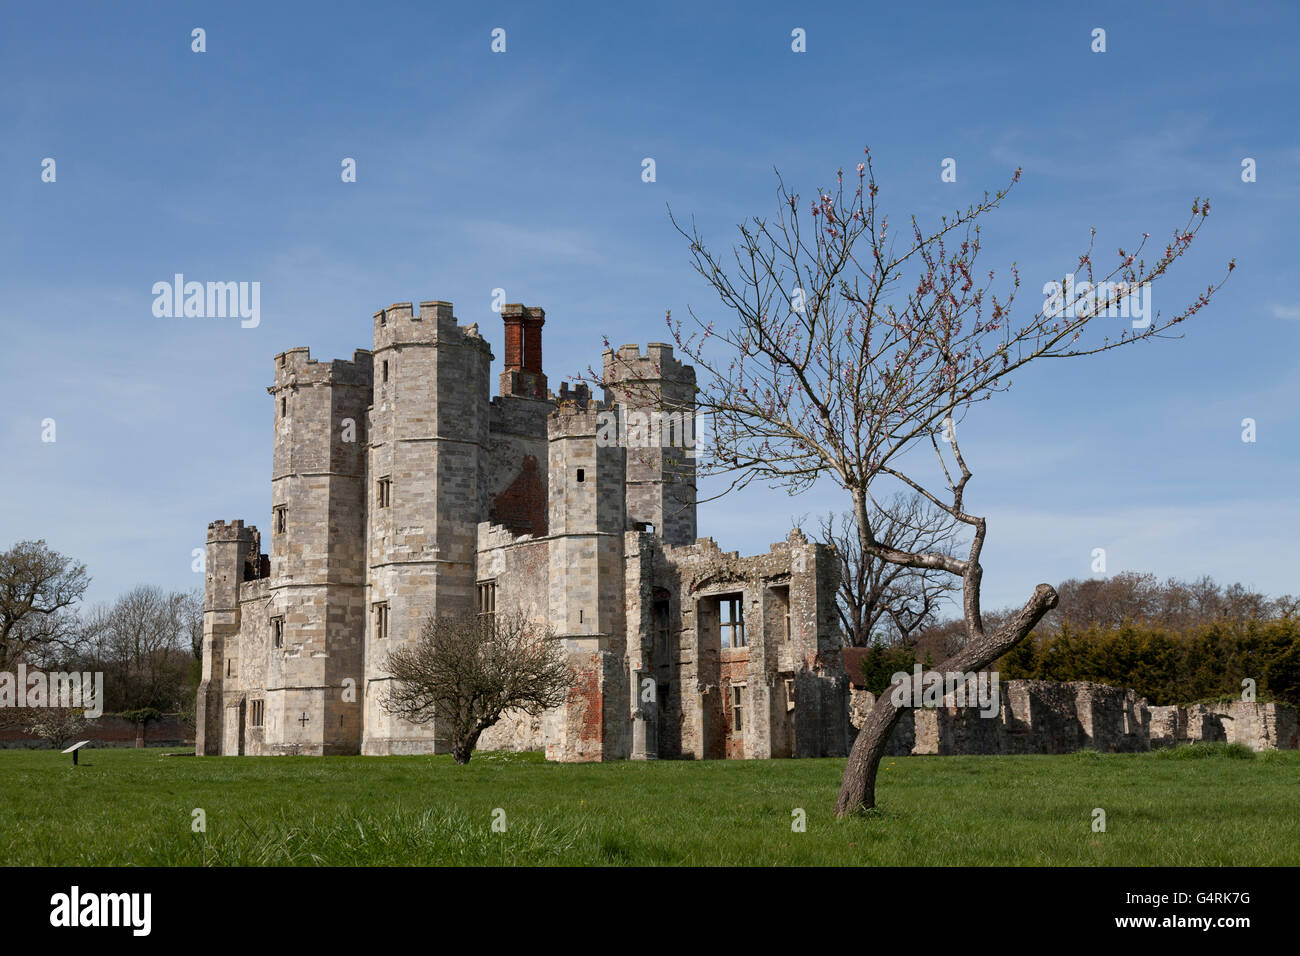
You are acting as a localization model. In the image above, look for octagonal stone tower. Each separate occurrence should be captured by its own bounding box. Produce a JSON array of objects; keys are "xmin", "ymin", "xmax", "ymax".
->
[{"xmin": 362, "ymin": 301, "xmax": 493, "ymax": 754}]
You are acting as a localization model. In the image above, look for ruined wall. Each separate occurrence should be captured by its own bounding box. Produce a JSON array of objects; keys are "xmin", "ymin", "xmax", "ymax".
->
[
  {"xmin": 1149, "ymin": 700, "xmax": 1300, "ymax": 750},
  {"xmin": 848, "ymin": 680, "xmax": 1299, "ymax": 754},
  {"xmin": 487, "ymin": 395, "xmax": 552, "ymax": 538},
  {"xmin": 658, "ymin": 530, "xmax": 847, "ymax": 761},
  {"xmin": 196, "ymin": 520, "xmax": 260, "ymax": 755},
  {"xmin": 474, "ymin": 523, "xmax": 552, "ymax": 752}
]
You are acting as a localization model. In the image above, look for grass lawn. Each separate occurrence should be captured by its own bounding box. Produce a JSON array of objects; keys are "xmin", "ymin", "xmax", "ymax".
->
[{"xmin": 1, "ymin": 745, "xmax": 1296, "ymax": 866}]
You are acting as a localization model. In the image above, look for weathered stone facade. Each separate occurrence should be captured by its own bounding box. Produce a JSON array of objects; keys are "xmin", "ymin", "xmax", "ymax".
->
[
  {"xmin": 196, "ymin": 299, "xmax": 849, "ymax": 760},
  {"xmin": 848, "ymin": 680, "xmax": 1299, "ymax": 754}
]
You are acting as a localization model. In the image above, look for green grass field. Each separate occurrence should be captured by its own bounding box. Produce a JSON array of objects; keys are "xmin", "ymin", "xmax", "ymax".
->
[{"xmin": 2, "ymin": 745, "xmax": 1296, "ymax": 866}]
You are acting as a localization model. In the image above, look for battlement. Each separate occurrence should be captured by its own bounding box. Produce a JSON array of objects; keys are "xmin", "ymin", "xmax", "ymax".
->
[
  {"xmin": 272, "ymin": 348, "xmax": 373, "ymax": 389},
  {"xmin": 207, "ymin": 519, "xmax": 259, "ymax": 543},
  {"xmin": 372, "ymin": 299, "xmax": 492, "ymax": 355},
  {"xmin": 371, "ymin": 300, "xmax": 454, "ymax": 324},
  {"xmin": 547, "ymin": 396, "xmax": 616, "ymax": 440},
  {"xmin": 554, "ymin": 381, "xmax": 592, "ymax": 407},
  {"xmin": 603, "ymin": 342, "xmax": 695, "ymax": 384}
]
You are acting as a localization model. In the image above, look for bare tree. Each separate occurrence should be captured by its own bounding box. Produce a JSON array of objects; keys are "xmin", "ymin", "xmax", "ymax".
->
[
  {"xmin": 0, "ymin": 540, "xmax": 90, "ymax": 670},
  {"xmin": 820, "ymin": 492, "xmax": 960, "ymax": 647},
  {"xmin": 76, "ymin": 586, "xmax": 196, "ymax": 713},
  {"xmin": 1042, "ymin": 572, "xmax": 1287, "ymax": 634},
  {"xmin": 643, "ymin": 148, "xmax": 1229, "ymax": 816},
  {"xmin": 381, "ymin": 611, "xmax": 573, "ymax": 765}
]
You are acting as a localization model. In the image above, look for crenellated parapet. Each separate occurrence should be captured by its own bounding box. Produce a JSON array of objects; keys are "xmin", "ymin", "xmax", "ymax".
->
[
  {"xmin": 546, "ymin": 395, "xmax": 615, "ymax": 441},
  {"xmin": 270, "ymin": 347, "xmax": 373, "ymax": 391},
  {"xmin": 602, "ymin": 342, "xmax": 695, "ymax": 387},
  {"xmin": 371, "ymin": 300, "xmax": 493, "ymax": 356}
]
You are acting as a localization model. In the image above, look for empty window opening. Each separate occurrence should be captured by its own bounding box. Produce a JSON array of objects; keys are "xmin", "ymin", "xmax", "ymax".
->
[
  {"xmin": 769, "ymin": 585, "xmax": 791, "ymax": 643},
  {"xmin": 280, "ymin": 396, "xmax": 287, "ymax": 417},
  {"xmin": 274, "ymin": 505, "xmax": 287, "ymax": 534},
  {"xmin": 377, "ymin": 476, "xmax": 392, "ymax": 508},
  {"xmin": 373, "ymin": 602, "xmax": 389, "ymax": 640},
  {"xmin": 653, "ymin": 600, "xmax": 670, "ymax": 655},
  {"xmin": 576, "ymin": 468, "xmax": 585, "ymax": 483},
  {"xmin": 382, "ymin": 359, "xmax": 389, "ymax": 383},
  {"xmin": 720, "ymin": 594, "xmax": 745, "ymax": 648},
  {"xmin": 732, "ymin": 685, "xmax": 744, "ymax": 731},
  {"xmin": 272, "ymin": 616, "xmax": 284, "ymax": 649},
  {"xmin": 478, "ymin": 581, "xmax": 497, "ymax": 623},
  {"xmin": 250, "ymin": 699, "xmax": 265, "ymax": 727}
]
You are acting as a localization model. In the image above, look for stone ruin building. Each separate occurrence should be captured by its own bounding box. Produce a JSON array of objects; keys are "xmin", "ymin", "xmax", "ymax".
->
[{"xmin": 196, "ymin": 299, "xmax": 850, "ymax": 760}]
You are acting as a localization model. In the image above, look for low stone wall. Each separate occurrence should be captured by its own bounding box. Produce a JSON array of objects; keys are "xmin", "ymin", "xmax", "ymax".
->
[
  {"xmin": 476, "ymin": 707, "xmax": 545, "ymax": 752},
  {"xmin": 1149, "ymin": 700, "xmax": 1299, "ymax": 750},
  {"xmin": 849, "ymin": 680, "xmax": 1298, "ymax": 754},
  {"xmin": 0, "ymin": 713, "xmax": 194, "ymax": 750}
]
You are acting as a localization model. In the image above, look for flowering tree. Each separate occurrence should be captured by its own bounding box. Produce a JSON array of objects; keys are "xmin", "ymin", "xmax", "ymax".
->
[{"xmin": 656, "ymin": 148, "xmax": 1231, "ymax": 816}]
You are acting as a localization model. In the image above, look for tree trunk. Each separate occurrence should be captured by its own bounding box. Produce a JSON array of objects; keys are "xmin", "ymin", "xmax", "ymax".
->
[
  {"xmin": 134, "ymin": 725, "xmax": 145, "ymax": 748},
  {"xmin": 835, "ymin": 582, "xmax": 1059, "ymax": 817},
  {"xmin": 452, "ymin": 729, "xmax": 482, "ymax": 765}
]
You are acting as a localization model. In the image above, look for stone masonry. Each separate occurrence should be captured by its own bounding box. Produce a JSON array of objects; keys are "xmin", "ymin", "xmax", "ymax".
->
[
  {"xmin": 196, "ymin": 299, "xmax": 849, "ymax": 760},
  {"xmin": 847, "ymin": 679, "xmax": 1299, "ymax": 754}
]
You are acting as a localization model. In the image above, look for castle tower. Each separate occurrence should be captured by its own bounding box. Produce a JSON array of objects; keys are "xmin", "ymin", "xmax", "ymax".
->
[
  {"xmin": 602, "ymin": 343, "xmax": 697, "ymax": 547},
  {"xmin": 265, "ymin": 347, "xmax": 373, "ymax": 755},
  {"xmin": 196, "ymin": 520, "xmax": 260, "ymax": 755},
  {"xmin": 363, "ymin": 301, "xmax": 493, "ymax": 754},
  {"xmin": 545, "ymin": 395, "xmax": 630, "ymax": 760}
]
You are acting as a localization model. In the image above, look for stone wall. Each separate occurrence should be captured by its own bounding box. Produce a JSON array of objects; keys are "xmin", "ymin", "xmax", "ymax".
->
[
  {"xmin": 1149, "ymin": 700, "xmax": 1300, "ymax": 750},
  {"xmin": 1, "ymin": 713, "xmax": 193, "ymax": 749},
  {"xmin": 848, "ymin": 680, "xmax": 1299, "ymax": 754},
  {"xmin": 659, "ymin": 531, "xmax": 848, "ymax": 761}
]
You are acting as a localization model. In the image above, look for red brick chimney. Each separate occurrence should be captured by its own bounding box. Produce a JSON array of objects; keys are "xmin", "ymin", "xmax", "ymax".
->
[{"xmin": 500, "ymin": 304, "xmax": 548, "ymax": 399}]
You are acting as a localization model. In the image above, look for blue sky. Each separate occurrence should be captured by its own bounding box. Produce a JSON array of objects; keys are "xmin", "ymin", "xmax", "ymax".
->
[{"xmin": 1, "ymin": 0, "xmax": 1297, "ymax": 615}]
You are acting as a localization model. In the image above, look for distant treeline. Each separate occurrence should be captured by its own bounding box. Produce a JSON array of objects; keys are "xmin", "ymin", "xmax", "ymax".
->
[
  {"xmin": 994, "ymin": 619, "xmax": 1300, "ymax": 707},
  {"xmin": 860, "ymin": 572, "xmax": 1300, "ymax": 707}
]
